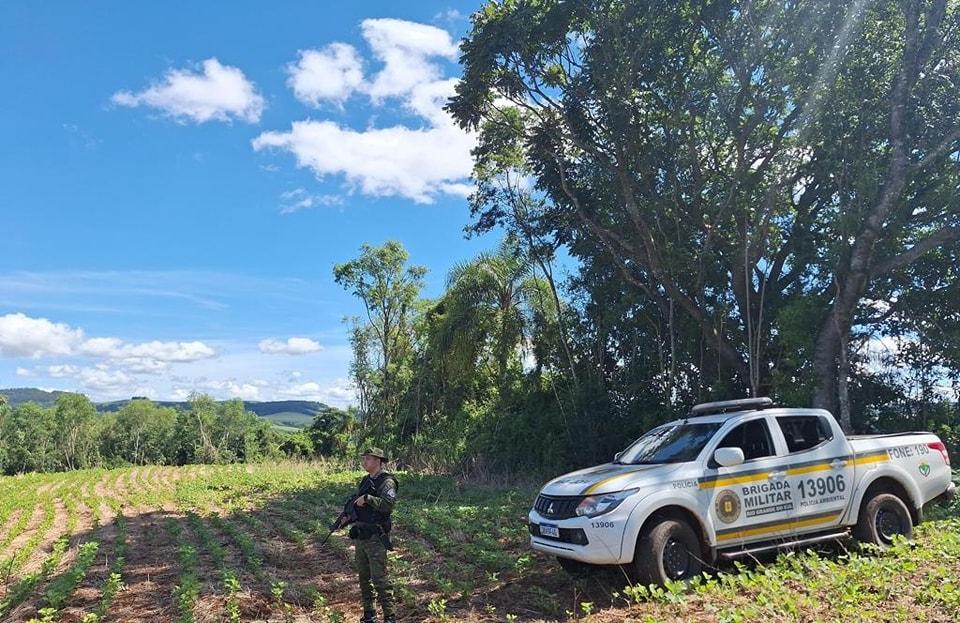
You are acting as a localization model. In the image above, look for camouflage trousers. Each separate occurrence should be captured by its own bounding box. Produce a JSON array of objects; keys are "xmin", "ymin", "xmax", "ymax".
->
[{"xmin": 355, "ymin": 535, "xmax": 394, "ymax": 619}]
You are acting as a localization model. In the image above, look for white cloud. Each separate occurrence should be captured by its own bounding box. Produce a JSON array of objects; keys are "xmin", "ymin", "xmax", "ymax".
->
[
  {"xmin": 81, "ymin": 339, "xmax": 217, "ymax": 363},
  {"xmin": 258, "ymin": 337, "xmax": 322, "ymax": 355},
  {"xmin": 360, "ymin": 18, "xmax": 458, "ymax": 100},
  {"xmin": 41, "ymin": 363, "xmax": 136, "ymax": 393},
  {"xmin": 112, "ymin": 58, "xmax": 265, "ymax": 124},
  {"xmin": 256, "ymin": 19, "xmax": 474, "ymax": 204},
  {"xmin": 171, "ymin": 377, "xmax": 262, "ymax": 401},
  {"xmin": 253, "ymin": 117, "xmax": 474, "ymax": 204},
  {"xmin": 78, "ymin": 337, "xmax": 125, "ymax": 357},
  {"xmin": 46, "ymin": 364, "xmax": 80, "ymax": 378},
  {"xmin": 278, "ymin": 381, "xmax": 323, "ymax": 395},
  {"xmin": 171, "ymin": 388, "xmax": 193, "ymax": 401},
  {"xmin": 77, "ymin": 336, "xmax": 216, "ymax": 372},
  {"xmin": 433, "ymin": 9, "xmax": 463, "ymax": 24},
  {"xmin": 276, "ymin": 378, "xmax": 356, "ymax": 405},
  {"xmin": 167, "ymin": 375, "xmax": 354, "ymax": 406},
  {"xmin": 287, "ymin": 43, "xmax": 364, "ymax": 106},
  {"xmin": 0, "ymin": 312, "xmax": 215, "ymax": 376},
  {"xmin": 78, "ymin": 367, "xmax": 135, "ymax": 391},
  {"xmin": 0, "ymin": 313, "xmax": 84, "ymax": 358},
  {"xmin": 15, "ymin": 367, "xmax": 31, "ymax": 377},
  {"xmin": 224, "ymin": 382, "xmax": 261, "ymax": 401},
  {"xmin": 278, "ymin": 188, "xmax": 344, "ymax": 214},
  {"xmin": 406, "ymin": 77, "xmax": 461, "ymax": 124},
  {"xmin": 439, "ymin": 182, "xmax": 474, "ymax": 197},
  {"xmin": 117, "ymin": 358, "xmax": 171, "ymax": 374}
]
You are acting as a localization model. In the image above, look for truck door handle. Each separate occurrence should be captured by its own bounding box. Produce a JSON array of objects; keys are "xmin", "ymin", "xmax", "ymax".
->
[
  {"xmin": 830, "ymin": 459, "xmax": 847, "ymax": 469},
  {"xmin": 768, "ymin": 471, "xmax": 786, "ymax": 480}
]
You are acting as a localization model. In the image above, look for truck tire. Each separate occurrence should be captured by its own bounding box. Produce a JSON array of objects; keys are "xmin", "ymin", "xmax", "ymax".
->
[
  {"xmin": 854, "ymin": 492, "xmax": 913, "ymax": 546},
  {"xmin": 634, "ymin": 518, "xmax": 703, "ymax": 585}
]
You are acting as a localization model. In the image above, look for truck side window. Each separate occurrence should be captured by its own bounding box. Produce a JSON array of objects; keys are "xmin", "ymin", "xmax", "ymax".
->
[
  {"xmin": 777, "ymin": 416, "xmax": 833, "ymax": 453},
  {"xmin": 717, "ymin": 419, "xmax": 774, "ymax": 461}
]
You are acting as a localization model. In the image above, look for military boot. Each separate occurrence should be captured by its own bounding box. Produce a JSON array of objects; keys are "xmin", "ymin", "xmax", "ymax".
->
[{"xmin": 359, "ymin": 613, "xmax": 377, "ymax": 623}]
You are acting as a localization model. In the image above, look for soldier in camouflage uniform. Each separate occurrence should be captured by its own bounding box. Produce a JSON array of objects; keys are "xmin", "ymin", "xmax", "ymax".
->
[{"xmin": 350, "ymin": 447, "xmax": 398, "ymax": 623}]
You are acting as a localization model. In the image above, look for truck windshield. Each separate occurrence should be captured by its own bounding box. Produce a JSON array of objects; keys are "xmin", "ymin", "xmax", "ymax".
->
[{"xmin": 615, "ymin": 422, "xmax": 723, "ymax": 464}]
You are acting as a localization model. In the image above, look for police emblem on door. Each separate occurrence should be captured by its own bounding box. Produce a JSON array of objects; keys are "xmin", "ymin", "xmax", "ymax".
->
[{"xmin": 715, "ymin": 489, "xmax": 741, "ymax": 524}]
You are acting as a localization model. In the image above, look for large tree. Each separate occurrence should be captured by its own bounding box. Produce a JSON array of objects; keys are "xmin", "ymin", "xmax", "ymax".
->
[
  {"xmin": 1, "ymin": 402, "xmax": 55, "ymax": 474},
  {"xmin": 100, "ymin": 399, "xmax": 177, "ymax": 465},
  {"xmin": 334, "ymin": 241, "xmax": 427, "ymax": 439},
  {"xmin": 51, "ymin": 393, "xmax": 99, "ymax": 470},
  {"xmin": 446, "ymin": 237, "xmax": 549, "ymax": 386},
  {"xmin": 449, "ymin": 0, "xmax": 960, "ymax": 427}
]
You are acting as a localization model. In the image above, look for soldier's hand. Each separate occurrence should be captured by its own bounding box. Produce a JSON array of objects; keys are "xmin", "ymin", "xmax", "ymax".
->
[{"xmin": 355, "ymin": 495, "xmax": 367, "ymax": 507}]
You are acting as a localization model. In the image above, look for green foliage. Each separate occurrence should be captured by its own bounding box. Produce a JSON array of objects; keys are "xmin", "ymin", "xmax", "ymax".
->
[
  {"xmin": 308, "ymin": 405, "xmax": 354, "ymax": 456},
  {"xmin": 1, "ymin": 402, "xmax": 56, "ymax": 474},
  {"xmin": 427, "ymin": 597, "xmax": 448, "ymax": 619},
  {"xmin": 42, "ymin": 540, "xmax": 100, "ymax": 610},
  {"xmin": 0, "ymin": 538, "xmax": 68, "ymax": 618},
  {"xmin": 278, "ymin": 430, "xmax": 314, "ymax": 458},
  {"xmin": 0, "ymin": 393, "xmax": 302, "ymax": 476},
  {"xmin": 334, "ymin": 241, "xmax": 427, "ymax": 442},
  {"xmin": 98, "ymin": 399, "xmax": 177, "ymax": 465},
  {"xmin": 170, "ymin": 522, "xmax": 200, "ymax": 623},
  {"xmin": 0, "ymin": 462, "xmax": 954, "ymax": 621},
  {"xmin": 323, "ymin": 0, "xmax": 960, "ymax": 474},
  {"xmin": 52, "ymin": 393, "xmax": 99, "ymax": 470},
  {"xmin": 448, "ymin": 0, "xmax": 960, "ymax": 427}
]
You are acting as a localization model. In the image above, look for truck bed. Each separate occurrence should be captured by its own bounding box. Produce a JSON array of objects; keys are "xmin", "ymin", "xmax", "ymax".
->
[{"xmin": 847, "ymin": 431, "xmax": 934, "ymax": 440}]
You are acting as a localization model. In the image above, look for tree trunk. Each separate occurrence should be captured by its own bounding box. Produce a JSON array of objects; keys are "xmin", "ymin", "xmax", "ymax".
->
[
  {"xmin": 813, "ymin": 0, "xmax": 926, "ymax": 414},
  {"xmin": 812, "ymin": 313, "xmax": 840, "ymax": 413},
  {"xmin": 837, "ymin": 328, "xmax": 852, "ymax": 433}
]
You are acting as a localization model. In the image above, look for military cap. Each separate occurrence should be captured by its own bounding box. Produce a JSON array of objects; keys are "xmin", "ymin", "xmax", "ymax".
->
[{"xmin": 361, "ymin": 447, "xmax": 389, "ymax": 461}]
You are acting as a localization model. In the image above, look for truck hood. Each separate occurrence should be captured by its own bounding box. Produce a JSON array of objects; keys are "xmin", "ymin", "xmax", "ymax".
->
[{"xmin": 541, "ymin": 462, "xmax": 683, "ymax": 496}]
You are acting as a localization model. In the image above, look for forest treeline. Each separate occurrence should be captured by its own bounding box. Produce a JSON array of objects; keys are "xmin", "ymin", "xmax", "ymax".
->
[
  {"xmin": 0, "ymin": 393, "xmax": 352, "ymax": 476},
  {"xmin": 337, "ymin": 0, "xmax": 960, "ymax": 473}
]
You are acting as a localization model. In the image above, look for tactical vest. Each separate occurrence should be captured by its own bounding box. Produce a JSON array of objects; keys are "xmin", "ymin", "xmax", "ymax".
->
[{"xmin": 355, "ymin": 471, "xmax": 397, "ymax": 531}]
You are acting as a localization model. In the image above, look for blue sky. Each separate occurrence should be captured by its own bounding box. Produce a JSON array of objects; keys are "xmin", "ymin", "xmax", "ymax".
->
[{"xmin": 0, "ymin": 1, "xmax": 496, "ymax": 406}]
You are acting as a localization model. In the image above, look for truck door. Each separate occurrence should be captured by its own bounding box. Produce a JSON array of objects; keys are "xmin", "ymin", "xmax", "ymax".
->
[
  {"xmin": 701, "ymin": 417, "xmax": 795, "ymax": 548},
  {"xmin": 775, "ymin": 414, "xmax": 854, "ymax": 534}
]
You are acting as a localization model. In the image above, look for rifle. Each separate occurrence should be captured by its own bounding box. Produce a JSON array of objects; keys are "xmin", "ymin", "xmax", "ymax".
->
[{"xmin": 318, "ymin": 479, "xmax": 374, "ymax": 548}]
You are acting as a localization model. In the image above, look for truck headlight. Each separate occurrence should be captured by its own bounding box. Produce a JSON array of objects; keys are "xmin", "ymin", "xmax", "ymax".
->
[{"xmin": 575, "ymin": 488, "xmax": 638, "ymax": 517}]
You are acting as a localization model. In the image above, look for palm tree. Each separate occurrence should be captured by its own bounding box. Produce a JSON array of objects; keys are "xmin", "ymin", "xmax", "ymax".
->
[{"xmin": 445, "ymin": 237, "xmax": 550, "ymax": 388}]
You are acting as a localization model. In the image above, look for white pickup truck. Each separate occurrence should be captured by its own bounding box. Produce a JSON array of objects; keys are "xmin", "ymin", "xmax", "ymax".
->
[{"xmin": 528, "ymin": 398, "xmax": 956, "ymax": 585}]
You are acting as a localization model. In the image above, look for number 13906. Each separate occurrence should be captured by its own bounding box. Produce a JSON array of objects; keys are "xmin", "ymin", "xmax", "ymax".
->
[{"xmin": 797, "ymin": 474, "xmax": 846, "ymax": 499}]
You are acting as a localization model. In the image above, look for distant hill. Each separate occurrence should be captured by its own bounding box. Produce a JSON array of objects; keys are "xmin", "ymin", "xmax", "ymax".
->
[
  {"xmin": 0, "ymin": 387, "xmax": 78, "ymax": 407},
  {"xmin": 0, "ymin": 388, "xmax": 326, "ymax": 430}
]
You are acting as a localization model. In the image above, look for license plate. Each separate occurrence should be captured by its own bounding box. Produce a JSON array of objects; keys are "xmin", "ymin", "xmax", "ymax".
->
[{"xmin": 540, "ymin": 523, "xmax": 560, "ymax": 538}]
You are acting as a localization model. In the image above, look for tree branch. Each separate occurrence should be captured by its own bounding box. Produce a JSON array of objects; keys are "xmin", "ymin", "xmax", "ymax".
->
[
  {"xmin": 911, "ymin": 127, "xmax": 960, "ymax": 173},
  {"xmin": 869, "ymin": 225, "xmax": 960, "ymax": 278}
]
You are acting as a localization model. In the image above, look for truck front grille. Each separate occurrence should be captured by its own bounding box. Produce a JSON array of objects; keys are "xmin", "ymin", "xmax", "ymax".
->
[{"xmin": 533, "ymin": 494, "xmax": 582, "ymax": 519}]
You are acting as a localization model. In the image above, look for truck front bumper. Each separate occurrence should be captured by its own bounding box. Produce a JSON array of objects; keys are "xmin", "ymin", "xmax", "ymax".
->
[{"xmin": 527, "ymin": 509, "xmax": 630, "ymax": 565}]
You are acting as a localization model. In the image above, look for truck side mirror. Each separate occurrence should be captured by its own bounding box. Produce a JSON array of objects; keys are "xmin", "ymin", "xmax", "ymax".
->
[{"xmin": 714, "ymin": 447, "xmax": 745, "ymax": 467}]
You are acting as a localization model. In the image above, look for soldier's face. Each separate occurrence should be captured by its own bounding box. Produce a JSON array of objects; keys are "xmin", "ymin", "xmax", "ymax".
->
[{"xmin": 361, "ymin": 455, "xmax": 381, "ymax": 474}]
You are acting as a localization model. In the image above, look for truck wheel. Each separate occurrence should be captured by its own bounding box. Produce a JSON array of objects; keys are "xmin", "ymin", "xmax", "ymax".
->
[
  {"xmin": 634, "ymin": 518, "xmax": 703, "ymax": 585},
  {"xmin": 557, "ymin": 556, "xmax": 594, "ymax": 577},
  {"xmin": 854, "ymin": 492, "xmax": 913, "ymax": 546}
]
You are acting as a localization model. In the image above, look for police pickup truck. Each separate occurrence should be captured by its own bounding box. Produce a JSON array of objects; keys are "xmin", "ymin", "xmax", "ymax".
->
[{"xmin": 528, "ymin": 398, "xmax": 956, "ymax": 585}]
